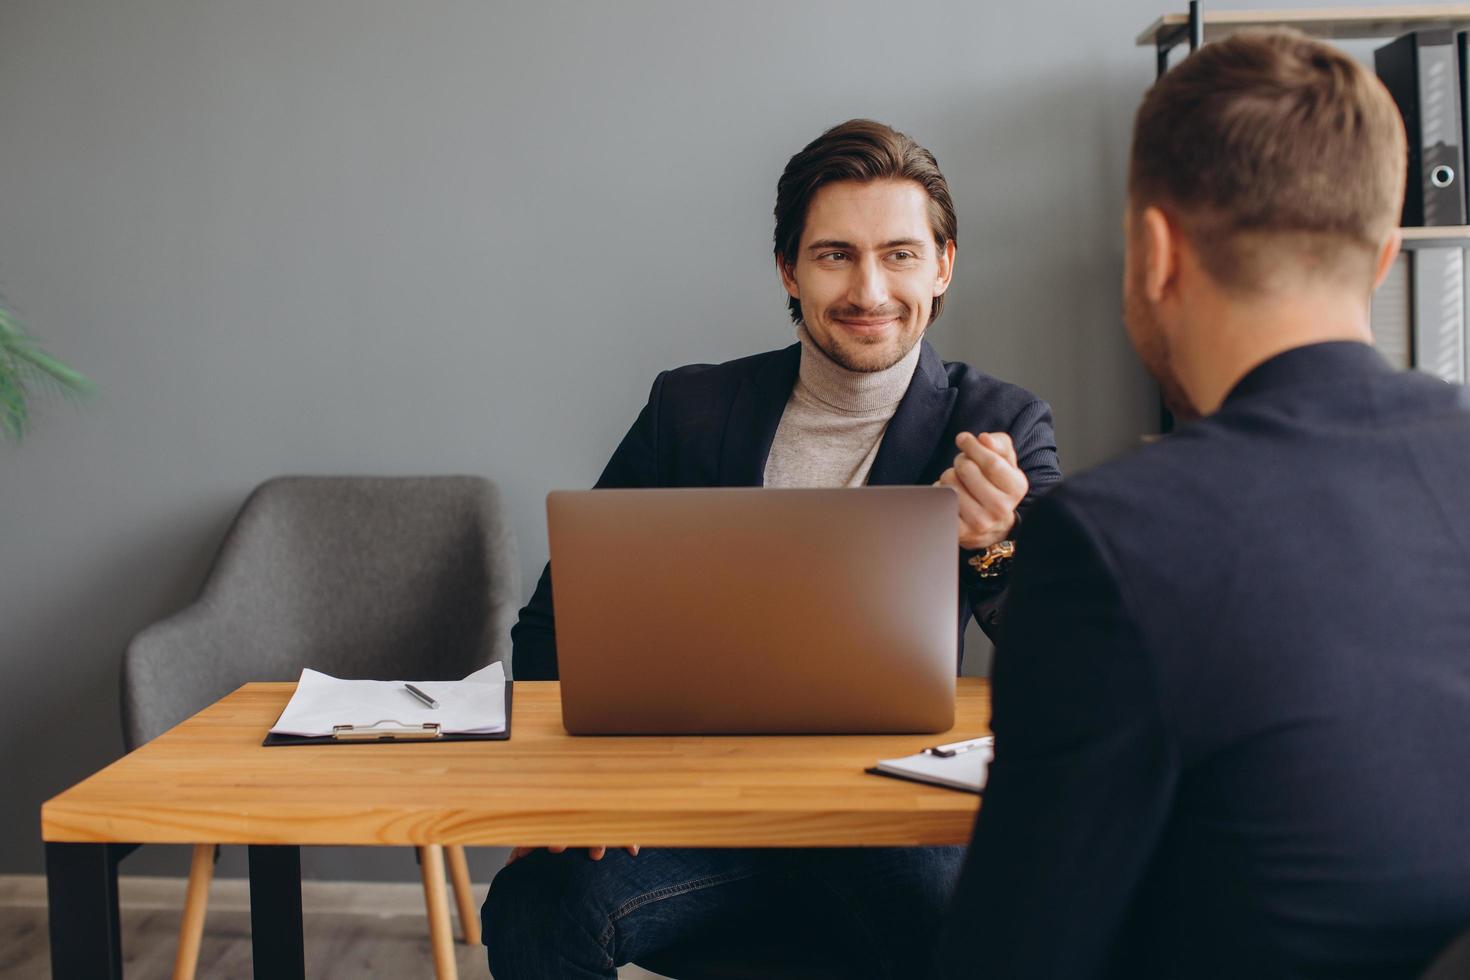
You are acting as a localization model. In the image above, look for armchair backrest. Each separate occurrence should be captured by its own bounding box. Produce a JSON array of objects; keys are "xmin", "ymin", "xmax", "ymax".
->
[{"xmin": 121, "ymin": 475, "xmax": 519, "ymax": 748}]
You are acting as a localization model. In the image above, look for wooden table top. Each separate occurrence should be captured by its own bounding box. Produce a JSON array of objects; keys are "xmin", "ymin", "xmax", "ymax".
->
[{"xmin": 42, "ymin": 679, "xmax": 989, "ymax": 848}]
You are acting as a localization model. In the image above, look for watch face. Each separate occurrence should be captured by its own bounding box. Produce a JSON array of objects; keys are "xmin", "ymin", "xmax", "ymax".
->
[{"xmin": 969, "ymin": 541, "xmax": 1015, "ymax": 579}]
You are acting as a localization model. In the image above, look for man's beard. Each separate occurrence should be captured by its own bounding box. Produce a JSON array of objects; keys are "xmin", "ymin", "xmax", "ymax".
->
[
  {"xmin": 810, "ymin": 305, "xmax": 921, "ymax": 373},
  {"xmin": 1123, "ymin": 286, "xmax": 1199, "ymax": 424}
]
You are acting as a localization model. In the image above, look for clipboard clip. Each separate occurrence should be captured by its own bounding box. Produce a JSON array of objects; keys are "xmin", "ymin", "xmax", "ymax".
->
[{"xmin": 331, "ymin": 719, "xmax": 443, "ymax": 741}]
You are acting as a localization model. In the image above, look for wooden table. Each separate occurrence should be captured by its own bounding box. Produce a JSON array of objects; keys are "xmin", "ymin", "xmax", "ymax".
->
[{"xmin": 42, "ymin": 678, "xmax": 989, "ymax": 978}]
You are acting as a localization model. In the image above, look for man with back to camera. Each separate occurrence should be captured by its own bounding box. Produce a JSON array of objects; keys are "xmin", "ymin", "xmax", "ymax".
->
[
  {"xmin": 480, "ymin": 119, "xmax": 1063, "ymax": 978},
  {"xmin": 939, "ymin": 30, "xmax": 1470, "ymax": 980}
]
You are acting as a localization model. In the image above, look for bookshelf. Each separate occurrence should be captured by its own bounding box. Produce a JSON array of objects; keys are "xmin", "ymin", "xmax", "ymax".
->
[
  {"xmin": 1138, "ymin": 4, "xmax": 1470, "ymax": 52},
  {"xmin": 1138, "ymin": 3, "xmax": 1470, "ymax": 427},
  {"xmin": 1140, "ymin": 5, "xmax": 1470, "ymax": 247}
]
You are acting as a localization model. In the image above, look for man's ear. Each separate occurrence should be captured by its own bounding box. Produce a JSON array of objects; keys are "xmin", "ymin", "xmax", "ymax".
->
[
  {"xmin": 776, "ymin": 254, "xmax": 800, "ymax": 300},
  {"xmin": 1141, "ymin": 206, "xmax": 1177, "ymax": 304},
  {"xmin": 934, "ymin": 238, "xmax": 957, "ymax": 298},
  {"xmin": 1370, "ymin": 229, "xmax": 1403, "ymax": 292}
]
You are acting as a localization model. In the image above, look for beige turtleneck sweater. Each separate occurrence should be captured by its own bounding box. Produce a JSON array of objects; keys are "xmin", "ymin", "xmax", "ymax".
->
[{"xmin": 762, "ymin": 324, "xmax": 923, "ymax": 489}]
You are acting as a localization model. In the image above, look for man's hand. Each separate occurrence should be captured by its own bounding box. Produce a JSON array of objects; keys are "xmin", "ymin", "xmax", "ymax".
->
[
  {"xmin": 936, "ymin": 432, "xmax": 1028, "ymax": 551},
  {"xmin": 505, "ymin": 845, "xmax": 641, "ymax": 866}
]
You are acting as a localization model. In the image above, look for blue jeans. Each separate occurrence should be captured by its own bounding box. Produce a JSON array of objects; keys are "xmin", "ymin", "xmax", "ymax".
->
[{"xmin": 481, "ymin": 846, "xmax": 963, "ymax": 979}]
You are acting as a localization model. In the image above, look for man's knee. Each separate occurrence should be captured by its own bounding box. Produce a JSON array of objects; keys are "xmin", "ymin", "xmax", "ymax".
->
[
  {"xmin": 481, "ymin": 851, "xmax": 623, "ymax": 979},
  {"xmin": 483, "ymin": 859, "xmax": 538, "ymax": 977}
]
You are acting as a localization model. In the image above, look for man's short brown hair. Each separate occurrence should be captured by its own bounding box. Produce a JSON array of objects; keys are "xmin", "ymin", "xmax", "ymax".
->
[
  {"xmin": 1129, "ymin": 29, "xmax": 1407, "ymax": 292},
  {"xmin": 774, "ymin": 119, "xmax": 957, "ymax": 324}
]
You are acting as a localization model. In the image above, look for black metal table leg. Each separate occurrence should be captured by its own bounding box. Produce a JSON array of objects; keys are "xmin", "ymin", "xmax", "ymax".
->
[
  {"xmin": 248, "ymin": 844, "xmax": 305, "ymax": 979},
  {"xmin": 45, "ymin": 842, "xmax": 127, "ymax": 979}
]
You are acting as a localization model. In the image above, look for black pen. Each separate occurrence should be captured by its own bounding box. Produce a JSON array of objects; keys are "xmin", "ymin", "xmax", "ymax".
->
[
  {"xmin": 924, "ymin": 735, "xmax": 992, "ymax": 758},
  {"xmin": 404, "ymin": 683, "xmax": 439, "ymax": 709}
]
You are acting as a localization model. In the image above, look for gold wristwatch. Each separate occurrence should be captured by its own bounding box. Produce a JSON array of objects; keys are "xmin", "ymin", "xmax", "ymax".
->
[{"xmin": 967, "ymin": 540, "xmax": 1016, "ymax": 579}]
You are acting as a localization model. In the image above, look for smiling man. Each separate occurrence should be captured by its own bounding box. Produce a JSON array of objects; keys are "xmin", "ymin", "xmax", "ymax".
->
[
  {"xmin": 482, "ymin": 119, "xmax": 1062, "ymax": 980},
  {"xmin": 781, "ymin": 179, "xmax": 950, "ymax": 372}
]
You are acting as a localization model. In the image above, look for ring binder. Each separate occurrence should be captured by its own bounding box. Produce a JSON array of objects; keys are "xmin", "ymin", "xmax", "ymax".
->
[
  {"xmin": 1376, "ymin": 30, "xmax": 1468, "ymax": 227},
  {"xmin": 331, "ymin": 720, "xmax": 443, "ymax": 741}
]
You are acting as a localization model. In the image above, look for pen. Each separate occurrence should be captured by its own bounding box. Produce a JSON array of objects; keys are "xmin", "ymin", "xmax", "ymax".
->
[
  {"xmin": 924, "ymin": 735, "xmax": 993, "ymax": 758},
  {"xmin": 404, "ymin": 683, "xmax": 439, "ymax": 709}
]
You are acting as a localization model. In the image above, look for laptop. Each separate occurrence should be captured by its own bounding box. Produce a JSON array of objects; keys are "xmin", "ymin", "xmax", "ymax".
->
[{"xmin": 546, "ymin": 486, "xmax": 957, "ymax": 735}]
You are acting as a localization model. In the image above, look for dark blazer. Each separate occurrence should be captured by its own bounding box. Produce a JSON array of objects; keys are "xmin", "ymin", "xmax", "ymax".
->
[
  {"xmin": 511, "ymin": 339, "xmax": 1062, "ymax": 680},
  {"xmin": 941, "ymin": 342, "xmax": 1470, "ymax": 980}
]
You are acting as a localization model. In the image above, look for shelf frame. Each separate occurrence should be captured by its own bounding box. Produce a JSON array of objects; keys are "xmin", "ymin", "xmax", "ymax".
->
[
  {"xmin": 1141, "ymin": 4, "xmax": 1470, "ymax": 58},
  {"xmin": 1399, "ymin": 225, "xmax": 1470, "ymax": 247}
]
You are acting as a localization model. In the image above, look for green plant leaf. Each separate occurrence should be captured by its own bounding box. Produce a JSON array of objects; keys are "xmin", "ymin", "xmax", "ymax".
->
[{"xmin": 0, "ymin": 302, "xmax": 94, "ymax": 442}]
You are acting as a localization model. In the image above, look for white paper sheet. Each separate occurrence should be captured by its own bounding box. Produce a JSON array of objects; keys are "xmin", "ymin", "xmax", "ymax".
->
[
  {"xmin": 872, "ymin": 737, "xmax": 992, "ymax": 794},
  {"xmin": 269, "ymin": 661, "xmax": 507, "ymax": 736}
]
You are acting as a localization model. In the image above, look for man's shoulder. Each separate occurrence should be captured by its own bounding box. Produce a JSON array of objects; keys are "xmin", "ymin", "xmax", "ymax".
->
[
  {"xmin": 938, "ymin": 356, "xmax": 1047, "ymax": 416},
  {"xmin": 653, "ymin": 344, "xmax": 798, "ymax": 405},
  {"xmin": 1033, "ymin": 419, "xmax": 1245, "ymax": 570},
  {"xmin": 1049, "ymin": 363, "xmax": 1470, "ymax": 536}
]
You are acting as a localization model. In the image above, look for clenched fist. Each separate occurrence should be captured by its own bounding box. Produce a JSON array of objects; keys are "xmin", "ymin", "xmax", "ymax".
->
[{"xmin": 936, "ymin": 432, "xmax": 1027, "ymax": 551}]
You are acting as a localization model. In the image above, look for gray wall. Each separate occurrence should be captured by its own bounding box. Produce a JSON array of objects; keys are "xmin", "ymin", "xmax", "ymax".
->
[{"xmin": 0, "ymin": 0, "xmax": 1354, "ymax": 881}]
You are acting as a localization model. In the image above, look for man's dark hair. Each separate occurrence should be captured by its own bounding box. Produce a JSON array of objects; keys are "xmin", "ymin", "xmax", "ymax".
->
[
  {"xmin": 1129, "ymin": 29, "xmax": 1406, "ymax": 292},
  {"xmin": 774, "ymin": 119, "xmax": 958, "ymax": 324}
]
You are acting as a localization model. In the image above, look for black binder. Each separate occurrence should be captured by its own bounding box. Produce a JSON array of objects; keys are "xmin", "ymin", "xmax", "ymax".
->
[
  {"xmin": 1377, "ymin": 31, "xmax": 1467, "ymax": 226},
  {"xmin": 262, "ymin": 681, "xmax": 514, "ymax": 745},
  {"xmin": 1460, "ymin": 31, "xmax": 1470, "ymax": 222}
]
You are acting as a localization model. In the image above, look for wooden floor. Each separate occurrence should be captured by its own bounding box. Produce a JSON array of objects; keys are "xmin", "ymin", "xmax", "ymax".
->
[{"xmin": 0, "ymin": 876, "xmax": 663, "ymax": 980}]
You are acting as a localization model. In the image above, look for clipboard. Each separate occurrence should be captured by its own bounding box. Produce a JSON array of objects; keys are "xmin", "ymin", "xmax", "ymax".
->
[
  {"xmin": 864, "ymin": 734, "xmax": 991, "ymax": 794},
  {"xmin": 262, "ymin": 682, "xmax": 514, "ymax": 746},
  {"xmin": 864, "ymin": 763, "xmax": 983, "ymax": 795}
]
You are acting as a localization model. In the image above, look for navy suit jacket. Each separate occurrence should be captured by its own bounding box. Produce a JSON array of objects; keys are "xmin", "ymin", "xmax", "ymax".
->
[
  {"xmin": 941, "ymin": 342, "xmax": 1470, "ymax": 980},
  {"xmin": 511, "ymin": 339, "xmax": 1062, "ymax": 680}
]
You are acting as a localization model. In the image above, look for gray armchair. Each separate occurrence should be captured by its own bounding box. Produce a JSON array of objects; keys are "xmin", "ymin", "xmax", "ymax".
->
[{"xmin": 121, "ymin": 475, "xmax": 519, "ymax": 980}]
